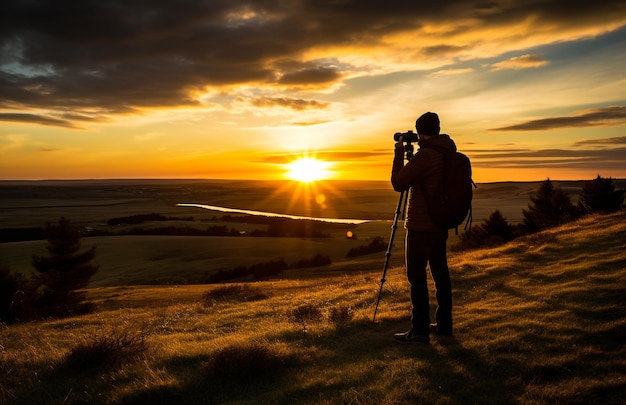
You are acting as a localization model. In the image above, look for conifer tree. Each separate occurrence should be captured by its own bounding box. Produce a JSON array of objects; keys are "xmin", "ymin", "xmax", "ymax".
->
[
  {"xmin": 457, "ymin": 209, "xmax": 515, "ymax": 250},
  {"xmin": 522, "ymin": 179, "xmax": 578, "ymax": 233},
  {"xmin": 32, "ymin": 217, "xmax": 98, "ymax": 315},
  {"xmin": 579, "ymin": 175, "xmax": 625, "ymax": 213},
  {"xmin": 475, "ymin": 210, "xmax": 516, "ymax": 245}
]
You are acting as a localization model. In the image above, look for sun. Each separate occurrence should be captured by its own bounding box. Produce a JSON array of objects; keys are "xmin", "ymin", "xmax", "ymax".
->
[{"xmin": 286, "ymin": 157, "xmax": 332, "ymax": 182}]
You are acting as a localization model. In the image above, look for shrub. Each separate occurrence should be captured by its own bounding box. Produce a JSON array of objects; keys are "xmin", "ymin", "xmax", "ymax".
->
[
  {"xmin": 328, "ymin": 304, "xmax": 354, "ymax": 329},
  {"xmin": 0, "ymin": 267, "xmax": 30, "ymax": 324},
  {"xmin": 202, "ymin": 284, "xmax": 269, "ymax": 306},
  {"xmin": 64, "ymin": 324, "xmax": 148, "ymax": 369},
  {"xmin": 288, "ymin": 303, "xmax": 324, "ymax": 332},
  {"xmin": 202, "ymin": 342, "xmax": 296, "ymax": 383}
]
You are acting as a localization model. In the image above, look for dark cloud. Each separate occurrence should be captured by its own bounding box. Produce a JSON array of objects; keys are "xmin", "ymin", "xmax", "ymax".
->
[
  {"xmin": 2, "ymin": 0, "xmax": 626, "ymax": 127},
  {"xmin": 467, "ymin": 147, "xmax": 626, "ymax": 170},
  {"xmin": 0, "ymin": 112, "xmax": 80, "ymax": 128},
  {"xmin": 574, "ymin": 136, "xmax": 626, "ymax": 145},
  {"xmin": 250, "ymin": 97, "xmax": 329, "ymax": 111},
  {"xmin": 491, "ymin": 106, "xmax": 626, "ymax": 131},
  {"xmin": 278, "ymin": 67, "xmax": 342, "ymax": 85}
]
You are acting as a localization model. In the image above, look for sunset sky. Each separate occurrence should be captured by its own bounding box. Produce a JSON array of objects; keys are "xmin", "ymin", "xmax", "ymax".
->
[{"xmin": 1, "ymin": 0, "xmax": 626, "ymax": 182}]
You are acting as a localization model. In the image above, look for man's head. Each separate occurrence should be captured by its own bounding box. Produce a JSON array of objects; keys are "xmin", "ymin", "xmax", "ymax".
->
[{"xmin": 416, "ymin": 112, "xmax": 440, "ymax": 136}]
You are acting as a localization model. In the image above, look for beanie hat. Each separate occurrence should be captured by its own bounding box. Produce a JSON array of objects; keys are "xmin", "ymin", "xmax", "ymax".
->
[{"xmin": 416, "ymin": 112, "xmax": 440, "ymax": 136}]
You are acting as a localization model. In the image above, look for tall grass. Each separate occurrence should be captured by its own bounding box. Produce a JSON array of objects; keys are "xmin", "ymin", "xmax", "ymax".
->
[{"xmin": 1, "ymin": 212, "xmax": 624, "ymax": 404}]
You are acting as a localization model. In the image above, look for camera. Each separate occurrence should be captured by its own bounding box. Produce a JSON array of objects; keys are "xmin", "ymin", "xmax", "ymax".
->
[{"xmin": 393, "ymin": 130, "xmax": 418, "ymax": 143}]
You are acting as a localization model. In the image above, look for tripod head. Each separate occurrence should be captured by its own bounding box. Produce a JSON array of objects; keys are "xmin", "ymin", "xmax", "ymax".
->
[{"xmin": 403, "ymin": 142, "xmax": 414, "ymax": 160}]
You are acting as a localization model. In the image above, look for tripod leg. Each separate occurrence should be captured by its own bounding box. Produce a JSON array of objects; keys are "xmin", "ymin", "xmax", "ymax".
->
[{"xmin": 372, "ymin": 190, "xmax": 407, "ymax": 323}]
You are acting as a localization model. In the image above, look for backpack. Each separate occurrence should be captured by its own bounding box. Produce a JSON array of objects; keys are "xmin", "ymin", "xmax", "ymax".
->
[{"xmin": 420, "ymin": 145, "xmax": 476, "ymax": 233}]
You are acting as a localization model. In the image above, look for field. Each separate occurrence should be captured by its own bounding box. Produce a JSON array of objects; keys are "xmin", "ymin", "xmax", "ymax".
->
[
  {"xmin": 0, "ymin": 178, "xmax": 607, "ymax": 285},
  {"xmin": 1, "ymin": 179, "xmax": 625, "ymax": 404}
]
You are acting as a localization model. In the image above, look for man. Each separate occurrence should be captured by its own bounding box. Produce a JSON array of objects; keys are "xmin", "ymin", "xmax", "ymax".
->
[{"xmin": 391, "ymin": 112, "xmax": 455, "ymax": 344}]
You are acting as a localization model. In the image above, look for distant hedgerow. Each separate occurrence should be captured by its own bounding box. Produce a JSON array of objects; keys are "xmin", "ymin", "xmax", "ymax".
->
[{"xmin": 346, "ymin": 236, "xmax": 387, "ymax": 258}]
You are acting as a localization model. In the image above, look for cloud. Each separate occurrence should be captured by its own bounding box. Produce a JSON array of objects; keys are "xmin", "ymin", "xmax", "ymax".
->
[
  {"xmin": 278, "ymin": 67, "xmax": 342, "ymax": 85},
  {"xmin": 574, "ymin": 136, "xmax": 626, "ymax": 145},
  {"xmin": 0, "ymin": 113, "xmax": 81, "ymax": 129},
  {"xmin": 491, "ymin": 106, "xmax": 626, "ymax": 131},
  {"xmin": 290, "ymin": 120, "xmax": 332, "ymax": 126},
  {"xmin": 467, "ymin": 147, "xmax": 626, "ymax": 170},
  {"xmin": 249, "ymin": 97, "xmax": 329, "ymax": 111},
  {"xmin": 429, "ymin": 68, "xmax": 474, "ymax": 77},
  {"xmin": 260, "ymin": 150, "xmax": 387, "ymax": 164},
  {"xmin": 489, "ymin": 54, "xmax": 550, "ymax": 71},
  {"xmin": 2, "ymin": 0, "xmax": 626, "ymax": 127}
]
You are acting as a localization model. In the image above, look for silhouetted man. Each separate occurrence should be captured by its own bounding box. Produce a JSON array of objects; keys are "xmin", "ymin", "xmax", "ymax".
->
[{"xmin": 391, "ymin": 112, "xmax": 455, "ymax": 343}]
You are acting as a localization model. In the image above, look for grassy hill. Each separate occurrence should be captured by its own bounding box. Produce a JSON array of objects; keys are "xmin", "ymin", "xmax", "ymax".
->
[{"xmin": 1, "ymin": 211, "xmax": 625, "ymax": 404}]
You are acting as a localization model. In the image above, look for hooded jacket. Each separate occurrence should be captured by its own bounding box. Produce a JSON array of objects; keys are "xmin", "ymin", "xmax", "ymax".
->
[{"xmin": 391, "ymin": 133, "xmax": 457, "ymax": 231}]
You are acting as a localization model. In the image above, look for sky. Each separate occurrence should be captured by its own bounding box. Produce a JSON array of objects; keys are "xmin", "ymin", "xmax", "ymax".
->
[{"xmin": 1, "ymin": 0, "xmax": 626, "ymax": 183}]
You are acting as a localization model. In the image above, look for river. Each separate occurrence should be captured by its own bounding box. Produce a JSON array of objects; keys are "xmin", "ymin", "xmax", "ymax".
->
[{"xmin": 177, "ymin": 203, "xmax": 371, "ymax": 224}]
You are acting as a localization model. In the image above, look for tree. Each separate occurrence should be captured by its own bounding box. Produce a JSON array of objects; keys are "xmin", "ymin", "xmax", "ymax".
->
[
  {"xmin": 0, "ymin": 266, "xmax": 29, "ymax": 323},
  {"xmin": 522, "ymin": 179, "xmax": 578, "ymax": 233},
  {"xmin": 475, "ymin": 210, "xmax": 516, "ymax": 246},
  {"xmin": 579, "ymin": 175, "xmax": 625, "ymax": 214},
  {"xmin": 32, "ymin": 217, "xmax": 99, "ymax": 316},
  {"xmin": 455, "ymin": 210, "xmax": 516, "ymax": 250}
]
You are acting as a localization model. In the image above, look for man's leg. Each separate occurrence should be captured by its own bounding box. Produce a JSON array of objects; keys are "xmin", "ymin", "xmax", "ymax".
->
[
  {"xmin": 429, "ymin": 231, "xmax": 452, "ymax": 333},
  {"xmin": 405, "ymin": 230, "xmax": 432, "ymax": 336}
]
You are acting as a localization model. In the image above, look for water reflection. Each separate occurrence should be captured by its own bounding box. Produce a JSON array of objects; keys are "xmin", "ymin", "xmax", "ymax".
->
[{"xmin": 177, "ymin": 203, "xmax": 369, "ymax": 224}]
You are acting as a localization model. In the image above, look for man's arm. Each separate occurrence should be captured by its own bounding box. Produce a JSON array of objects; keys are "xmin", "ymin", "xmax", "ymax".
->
[{"xmin": 391, "ymin": 139, "xmax": 411, "ymax": 192}]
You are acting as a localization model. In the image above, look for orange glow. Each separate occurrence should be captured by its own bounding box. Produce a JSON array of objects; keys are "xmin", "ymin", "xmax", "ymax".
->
[{"xmin": 285, "ymin": 157, "xmax": 333, "ymax": 183}]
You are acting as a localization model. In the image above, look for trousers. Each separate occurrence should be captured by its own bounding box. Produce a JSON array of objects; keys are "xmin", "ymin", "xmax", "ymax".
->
[{"xmin": 405, "ymin": 229, "xmax": 452, "ymax": 335}]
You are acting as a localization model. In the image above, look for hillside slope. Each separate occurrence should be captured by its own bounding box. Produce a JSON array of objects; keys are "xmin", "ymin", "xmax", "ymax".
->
[{"xmin": 1, "ymin": 211, "xmax": 625, "ymax": 404}]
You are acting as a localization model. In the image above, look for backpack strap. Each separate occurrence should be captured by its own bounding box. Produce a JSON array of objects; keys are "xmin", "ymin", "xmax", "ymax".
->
[{"xmin": 418, "ymin": 144, "xmax": 450, "ymax": 230}]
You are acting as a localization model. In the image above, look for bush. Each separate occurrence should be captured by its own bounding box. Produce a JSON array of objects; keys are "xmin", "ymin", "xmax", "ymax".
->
[
  {"xmin": 64, "ymin": 324, "xmax": 148, "ymax": 369},
  {"xmin": 202, "ymin": 284, "xmax": 270, "ymax": 306},
  {"xmin": 0, "ymin": 267, "xmax": 30, "ymax": 324},
  {"xmin": 328, "ymin": 304, "xmax": 354, "ymax": 329},
  {"xmin": 202, "ymin": 342, "xmax": 297, "ymax": 383},
  {"xmin": 288, "ymin": 303, "xmax": 324, "ymax": 332}
]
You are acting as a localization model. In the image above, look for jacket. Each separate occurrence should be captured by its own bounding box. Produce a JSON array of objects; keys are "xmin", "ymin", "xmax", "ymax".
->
[{"xmin": 391, "ymin": 133, "xmax": 457, "ymax": 231}]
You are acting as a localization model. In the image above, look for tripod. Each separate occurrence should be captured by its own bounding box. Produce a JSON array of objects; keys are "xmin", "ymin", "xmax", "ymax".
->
[{"xmin": 372, "ymin": 142, "xmax": 414, "ymax": 323}]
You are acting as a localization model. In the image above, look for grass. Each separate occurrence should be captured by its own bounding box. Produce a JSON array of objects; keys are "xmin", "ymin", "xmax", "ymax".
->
[{"xmin": 1, "ymin": 211, "xmax": 624, "ymax": 404}]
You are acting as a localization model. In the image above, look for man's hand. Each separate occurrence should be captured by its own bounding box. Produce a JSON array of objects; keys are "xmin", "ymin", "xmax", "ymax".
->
[{"xmin": 395, "ymin": 135, "xmax": 404, "ymax": 151}]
